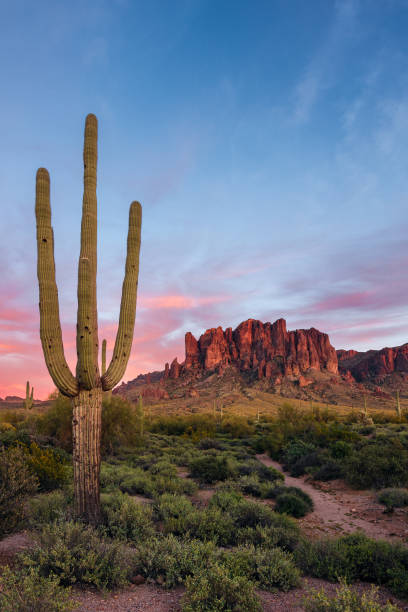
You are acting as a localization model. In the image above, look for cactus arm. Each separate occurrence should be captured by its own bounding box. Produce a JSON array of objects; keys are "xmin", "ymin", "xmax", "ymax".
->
[
  {"xmin": 101, "ymin": 339, "xmax": 107, "ymax": 376},
  {"xmin": 76, "ymin": 114, "xmax": 99, "ymax": 388},
  {"xmin": 35, "ymin": 168, "xmax": 78, "ymax": 397},
  {"xmin": 102, "ymin": 201, "xmax": 142, "ymax": 390}
]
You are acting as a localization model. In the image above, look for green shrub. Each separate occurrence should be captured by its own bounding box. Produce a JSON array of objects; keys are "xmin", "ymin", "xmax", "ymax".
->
[
  {"xmin": 221, "ymin": 545, "xmax": 301, "ymax": 592},
  {"xmin": 0, "ymin": 566, "xmax": 75, "ymax": 612},
  {"xmin": 101, "ymin": 492, "xmax": 155, "ymax": 542},
  {"xmin": 21, "ymin": 521, "xmax": 132, "ymax": 590},
  {"xmin": 209, "ymin": 488, "xmax": 243, "ymax": 511},
  {"xmin": 378, "ymin": 488, "xmax": 408, "ymax": 509},
  {"xmin": 150, "ymin": 415, "xmax": 216, "ymax": 440},
  {"xmin": 303, "ymin": 580, "xmax": 402, "ymax": 611},
  {"xmin": 0, "ymin": 445, "xmax": 38, "ymax": 536},
  {"xmin": 149, "ymin": 459, "xmax": 178, "ymax": 478},
  {"xmin": 133, "ymin": 534, "xmax": 216, "ymax": 588},
  {"xmin": 187, "ymin": 506, "xmax": 235, "ymax": 546},
  {"xmin": 295, "ymin": 533, "xmax": 408, "ymax": 597},
  {"xmin": 344, "ymin": 441, "xmax": 408, "ymax": 489},
  {"xmin": 219, "ymin": 417, "xmax": 255, "ymax": 438},
  {"xmin": 181, "ymin": 563, "xmax": 262, "ymax": 612},
  {"xmin": 28, "ymin": 491, "xmax": 69, "ymax": 526},
  {"xmin": 275, "ymin": 492, "xmax": 312, "ymax": 517},
  {"xmin": 189, "ymin": 454, "xmax": 235, "ymax": 483},
  {"xmin": 23, "ymin": 442, "xmax": 69, "ymax": 491},
  {"xmin": 329, "ymin": 441, "xmax": 352, "ymax": 459},
  {"xmin": 101, "ymin": 396, "xmax": 140, "ymax": 455},
  {"xmin": 314, "ymin": 461, "xmax": 343, "ymax": 481},
  {"xmin": 37, "ymin": 395, "xmax": 72, "ymax": 452}
]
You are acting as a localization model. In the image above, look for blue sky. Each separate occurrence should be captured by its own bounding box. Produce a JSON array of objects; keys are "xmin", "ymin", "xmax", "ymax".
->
[{"xmin": 1, "ymin": 0, "xmax": 408, "ymax": 398}]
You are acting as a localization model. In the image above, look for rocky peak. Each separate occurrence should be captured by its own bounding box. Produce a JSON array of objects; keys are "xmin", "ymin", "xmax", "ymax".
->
[{"xmin": 169, "ymin": 318, "xmax": 338, "ymax": 381}]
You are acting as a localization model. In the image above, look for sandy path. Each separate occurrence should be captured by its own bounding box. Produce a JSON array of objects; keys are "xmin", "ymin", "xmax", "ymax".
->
[{"xmin": 256, "ymin": 454, "xmax": 408, "ymax": 541}]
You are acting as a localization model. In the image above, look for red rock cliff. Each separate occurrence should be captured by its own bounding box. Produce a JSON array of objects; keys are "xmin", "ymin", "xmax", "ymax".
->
[
  {"xmin": 337, "ymin": 344, "xmax": 408, "ymax": 382},
  {"xmin": 169, "ymin": 318, "xmax": 338, "ymax": 380}
]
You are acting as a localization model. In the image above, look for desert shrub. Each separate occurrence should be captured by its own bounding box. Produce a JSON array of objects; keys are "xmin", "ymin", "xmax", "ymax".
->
[
  {"xmin": 230, "ymin": 497, "xmax": 281, "ymax": 529},
  {"xmin": 0, "ymin": 566, "xmax": 75, "ymax": 612},
  {"xmin": 209, "ymin": 488, "xmax": 243, "ymax": 512},
  {"xmin": 149, "ymin": 459, "xmax": 178, "ymax": 478},
  {"xmin": 189, "ymin": 454, "xmax": 235, "ymax": 483},
  {"xmin": 21, "ymin": 521, "xmax": 132, "ymax": 590},
  {"xmin": 101, "ymin": 396, "xmax": 140, "ymax": 455},
  {"xmin": 101, "ymin": 492, "xmax": 155, "ymax": 542},
  {"xmin": 221, "ymin": 545, "xmax": 301, "ymax": 592},
  {"xmin": 181, "ymin": 563, "xmax": 262, "ymax": 612},
  {"xmin": 219, "ymin": 417, "xmax": 255, "ymax": 438},
  {"xmin": 282, "ymin": 441, "xmax": 319, "ymax": 475},
  {"xmin": 270, "ymin": 485, "xmax": 313, "ymax": 505},
  {"xmin": 295, "ymin": 533, "xmax": 408, "ymax": 598},
  {"xmin": 155, "ymin": 493, "xmax": 196, "ymax": 533},
  {"xmin": 314, "ymin": 461, "xmax": 343, "ymax": 481},
  {"xmin": 377, "ymin": 488, "xmax": 408, "ymax": 509},
  {"xmin": 344, "ymin": 440, "xmax": 408, "ymax": 489},
  {"xmin": 133, "ymin": 534, "xmax": 216, "ymax": 588},
  {"xmin": 0, "ymin": 445, "xmax": 38, "ymax": 535},
  {"xmin": 238, "ymin": 459, "xmax": 283, "ymax": 483},
  {"xmin": 117, "ymin": 467, "xmax": 151, "ymax": 494},
  {"xmin": 198, "ymin": 438, "xmax": 224, "ymax": 450},
  {"xmin": 150, "ymin": 415, "xmax": 216, "ymax": 440},
  {"xmin": 187, "ymin": 506, "xmax": 235, "ymax": 546},
  {"xmin": 275, "ymin": 493, "xmax": 312, "ymax": 518},
  {"xmin": 146, "ymin": 474, "xmax": 198, "ymax": 498},
  {"xmin": 23, "ymin": 442, "xmax": 69, "ymax": 490},
  {"xmin": 303, "ymin": 580, "xmax": 402, "ymax": 611},
  {"xmin": 235, "ymin": 521, "xmax": 300, "ymax": 551},
  {"xmin": 329, "ymin": 440, "xmax": 353, "ymax": 459},
  {"xmin": 209, "ymin": 492, "xmax": 301, "ymax": 549},
  {"xmin": 28, "ymin": 490, "xmax": 70, "ymax": 526},
  {"xmin": 37, "ymin": 395, "xmax": 72, "ymax": 452},
  {"xmin": 238, "ymin": 474, "xmax": 270, "ymax": 497}
]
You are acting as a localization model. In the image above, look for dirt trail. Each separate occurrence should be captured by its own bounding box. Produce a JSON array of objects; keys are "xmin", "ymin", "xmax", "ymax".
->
[{"xmin": 257, "ymin": 454, "xmax": 408, "ymax": 541}]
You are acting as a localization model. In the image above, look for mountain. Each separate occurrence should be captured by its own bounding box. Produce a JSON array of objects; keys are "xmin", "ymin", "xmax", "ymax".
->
[
  {"xmin": 116, "ymin": 318, "xmax": 408, "ymax": 409},
  {"xmin": 337, "ymin": 344, "xmax": 408, "ymax": 383},
  {"xmin": 167, "ymin": 318, "xmax": 337, "ymax": 382}
]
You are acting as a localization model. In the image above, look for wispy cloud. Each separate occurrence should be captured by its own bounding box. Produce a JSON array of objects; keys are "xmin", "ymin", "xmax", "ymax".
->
[{"xmin": 293, "ymin": 0, "xmax": 358, "ymax": 124}]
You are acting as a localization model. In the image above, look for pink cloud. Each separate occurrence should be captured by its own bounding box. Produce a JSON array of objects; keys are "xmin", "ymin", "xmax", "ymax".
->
[{"xmin": 139, "ymin": 293, "xmax": 230, "ymax": 310}]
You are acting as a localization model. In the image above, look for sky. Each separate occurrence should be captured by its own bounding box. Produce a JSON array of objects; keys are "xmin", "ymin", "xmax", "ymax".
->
[{"xmin": 1, "ymin": 0, "xmax": 408, "ymax": 399}]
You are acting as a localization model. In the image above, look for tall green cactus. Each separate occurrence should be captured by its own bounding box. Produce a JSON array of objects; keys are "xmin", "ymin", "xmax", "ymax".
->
[
  {"xmin": 35, "ymin": 114, "xmax": 142, "ymax": 524},
  {"xmin": 24, "ymin": 381, "xmax": 34, "ymax": 410}
]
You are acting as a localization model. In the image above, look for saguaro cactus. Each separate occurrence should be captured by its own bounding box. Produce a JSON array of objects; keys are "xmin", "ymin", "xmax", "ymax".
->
[
  {"xmin": 24, "ymin": 381, "xmax": 34, "ymax": 410},
  {"xmin": 35, "ymin": 114, "xmax": 142, "ymax": 524}
]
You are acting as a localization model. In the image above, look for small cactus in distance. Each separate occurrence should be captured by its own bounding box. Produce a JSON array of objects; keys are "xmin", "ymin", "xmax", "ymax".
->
[
  {"xmin": 35, "ymin": 114, "xmax": 142, "ymax": 524},
  {"xmin": 24, "ymin": 381, "xmax": 34, "ymax": 410},
  {"xmin": 396, "ymin": 390, "xmax": 401, "ymax": 419}
]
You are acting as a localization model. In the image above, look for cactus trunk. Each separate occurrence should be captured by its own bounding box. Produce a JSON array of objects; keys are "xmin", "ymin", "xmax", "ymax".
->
[{"xmin": 72, "ymin": 388, "xmax": 102, "ymax": 524}]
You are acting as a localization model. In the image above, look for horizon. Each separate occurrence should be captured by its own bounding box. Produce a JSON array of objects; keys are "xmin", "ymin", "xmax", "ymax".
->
[{"xmin": 1, "ymin": 0, "xmax": 408, "ymax": 399}]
